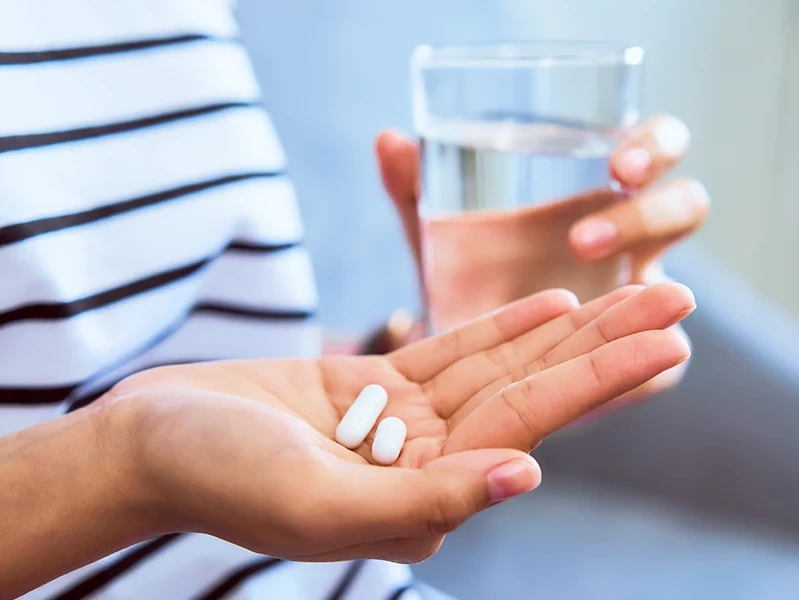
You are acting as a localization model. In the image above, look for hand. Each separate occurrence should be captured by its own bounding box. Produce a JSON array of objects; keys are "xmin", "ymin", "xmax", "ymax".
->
[
  {"xmin": 570, "ymin": 115, "xmax": 709, "ymax": 283},
  {"xmin": 376, "ymin": 115, "xmax": 708, "ymax": 287},
  {"xmin": 375, "ymin": 116, "xmax": 708, "ymax": 398},
  {"xmin": 106, "ymin": 283, "xmax": 693, "ymax": 564}
]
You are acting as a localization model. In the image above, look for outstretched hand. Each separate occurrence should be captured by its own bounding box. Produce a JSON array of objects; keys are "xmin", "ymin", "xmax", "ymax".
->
[{"xmin": 108, "ymin": 282, "xmax": 693, "ymax": 564}]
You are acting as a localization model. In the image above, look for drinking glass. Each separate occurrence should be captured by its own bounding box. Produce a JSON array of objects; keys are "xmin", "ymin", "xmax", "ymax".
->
[{"xmin": 411, "ymin": 42, "xmax": 643, "ymax": 333}]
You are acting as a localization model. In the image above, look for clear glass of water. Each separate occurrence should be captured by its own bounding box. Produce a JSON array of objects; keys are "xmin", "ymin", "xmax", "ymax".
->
[{"xmin": 411, "ymin": 42, "xmax": 644, "ymax": 333}]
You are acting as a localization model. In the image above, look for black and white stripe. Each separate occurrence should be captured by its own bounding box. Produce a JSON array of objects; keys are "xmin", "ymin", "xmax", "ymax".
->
[
  {"xmin": 0, "ymin": 33, "xmax": 231, "ymax": 66},
  {"xmin": 0, "ymin": 242, "xmax": 317, "ymax": 407},
  {"xmin": 192, "ymin": 557, "xmax": 285, "ymax": 600},
  {"xmin": 4, "ymin": 1, "xmax": 418, "ymax": 599},
  {"xmin": 49, "ymin": 535, "xmax": 184, "ymax": 600}
]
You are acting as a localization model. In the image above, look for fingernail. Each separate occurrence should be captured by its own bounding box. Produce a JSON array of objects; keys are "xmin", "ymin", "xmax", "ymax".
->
[
  {"xmin": 617, "ymin": 147, "xmax": 651, "ymax": 182},
  {"xmin": 674, "ymin": 282, "xmax": 697, "ymax": 311},
  {"xmin": 571, "ymin": 219, "xmax": 617, "ymax": 254},
  {"xmin": 488, "ymin": 460, "xmax": 540, "ymax": 503},
  {"xmin": 652, "ymin": 118, "xmax": 690, "ymax": 157}
]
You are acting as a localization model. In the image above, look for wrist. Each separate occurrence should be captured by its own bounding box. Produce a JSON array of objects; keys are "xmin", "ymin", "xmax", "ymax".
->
[
  {"xmin": 0, "ymin": 394, "xmax": 166, "ymax": 596},
  {"xmin": 94, "ymin": 385, "xmax": 179, "ymax": 539}
]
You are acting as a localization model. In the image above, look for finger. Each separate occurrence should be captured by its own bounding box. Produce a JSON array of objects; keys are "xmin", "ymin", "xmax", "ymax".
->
[
  {"xmin": 536, "ymin": 282, "xmax": 695, "ymax": 371},
  {"xmin": 444, "ymin": 284, "xmax": 690, "ymax": 425},
  {"xmin": 433, "ymin": 286, "xmax": 642, "ymax": 420},
  {"xmin": 391, "ymin": 289, "xmax": 579, "ymax": 383},
  {"xmin": 376, "ymin": 130, "xmax": 423, "ymax": 267},
  {"xmin": 315, "ymin": 449, "xmax": 540, "ymax": 546},
  {"xmin": 610, "ymin": 114, "xmax": 690, "ymax": 189},
  {"xmin": 569, "ymin": 177, "xmax": 710, "ymax": 262},
  {"xmin": 444, "ymin": 329, "xmax": 691, "ymax": 454},
  {"xmin": 568, "ymin": 274, "xmax": 692, "ymax": 416},
  {"xmin": 376, "ymin": 129, "xmax": 419, "ymax": 209}
]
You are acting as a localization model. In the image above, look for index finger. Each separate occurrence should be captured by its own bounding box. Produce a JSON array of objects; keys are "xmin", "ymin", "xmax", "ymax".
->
[{"xmin": 444, "ymin": 329, "xmax": 691, "ymax": 454}]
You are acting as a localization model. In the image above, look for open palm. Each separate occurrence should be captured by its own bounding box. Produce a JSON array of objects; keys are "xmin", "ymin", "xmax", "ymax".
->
[{"xmin": 115, "ymin": 282, "xmax": 692, "ymax": 563}]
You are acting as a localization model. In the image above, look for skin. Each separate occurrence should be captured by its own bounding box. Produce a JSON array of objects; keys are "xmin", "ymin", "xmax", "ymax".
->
[
  {"xmin": 0, "ymin": 282, "xmax": 694, "ymax": 598},
  {"xmin": 0, "ymin": 117, "xmax": 703, "ymax": 598},
  {"xmin": 374, "ymin": 114, "xmax": 710, "ymax": 401}
]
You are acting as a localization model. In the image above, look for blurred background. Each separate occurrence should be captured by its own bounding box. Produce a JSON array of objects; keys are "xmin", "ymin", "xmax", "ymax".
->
[{"xmin": 236, "ymin": 1, "xmax": 799, "ymax": 598}]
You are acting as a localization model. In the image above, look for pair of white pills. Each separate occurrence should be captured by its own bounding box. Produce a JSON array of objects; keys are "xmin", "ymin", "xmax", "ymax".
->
[{"xmin": 334, "ymin": 384, "xmax": 407, "ymax": 465}]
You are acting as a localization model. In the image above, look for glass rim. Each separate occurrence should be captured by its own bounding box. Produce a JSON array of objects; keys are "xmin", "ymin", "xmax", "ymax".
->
[{"xmin": 412, "ymin": 42, "xmax": 644, "ymax": 69}]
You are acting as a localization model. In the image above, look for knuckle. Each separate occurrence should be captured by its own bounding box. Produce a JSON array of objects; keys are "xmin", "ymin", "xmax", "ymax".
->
[
  {"xmin": 650, "ymin": 115, "xmax": 691, "ymax": 157},
  {"xmin": 439, "ymin": 326, "xmax": 466, "ymax": 361},
  {"xmin": 526, "ymin": 347, "xmax": 558, "ymax": 370},
  {"xmin": 422, "ymin": 373, "xmax": 439, "ymax": 404},
  {"xmin": 614, "ymin": 332, "xmax": 661, "ymax": 378},
  {"xmin": 485, "ymin": 343, "xmax": 525, "ymax": 381},
  {"xmin": 498, "ymin": 383, "xmax": 540, "ymax": 441},
  {"xmin": 642, "ymin": 177, "xmax": 710, "ymax": 236},
  {"xmin": 527, "ymin": 355, "xmax": 546, "ymax": 376},
  {"xmin": 426, "ymin": 485, "xmax": 474, "ymax": 537},
  {"xmin": 587, "ymin": 350, "xmax": 606, "ymax": 389},
  {"xmin": 566, "ymin": 309, "xmax": 586, "ymax": 336},
  {"xmin": 490, "ymin": 302, "xmax": 516, "ymax": 339},
  {"xmin": 593, "ymin": 315, "xmax": 614, "ymax": 346},
  {"xmin": 635, "ymin": 196, "xmax": 661, "ymax": 238},
  {"xmin": 485, "ymin": 344, "xmax": 513, "ymax": 372}
]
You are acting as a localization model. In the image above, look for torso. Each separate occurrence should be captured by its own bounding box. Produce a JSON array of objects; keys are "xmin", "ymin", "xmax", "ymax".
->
[{"xmin": 0, "ymin": 1, "xmax": 415, "ymax": 597}]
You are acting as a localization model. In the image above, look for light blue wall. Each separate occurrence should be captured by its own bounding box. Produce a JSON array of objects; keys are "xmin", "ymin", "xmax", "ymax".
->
[{"xmin": 237, "ymin": 1, "xmax": 527, "ymax": 329}]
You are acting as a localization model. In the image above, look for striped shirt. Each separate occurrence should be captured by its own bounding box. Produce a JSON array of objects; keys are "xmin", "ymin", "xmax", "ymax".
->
[{"xmin": 1, "ymin": 1, "xmax": 419, "ymax": 598}]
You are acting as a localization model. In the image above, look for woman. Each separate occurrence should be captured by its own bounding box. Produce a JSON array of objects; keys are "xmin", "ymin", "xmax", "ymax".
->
[{"xmin": 0, "ymin": 1, "xmax": 704, "ymax": 598}]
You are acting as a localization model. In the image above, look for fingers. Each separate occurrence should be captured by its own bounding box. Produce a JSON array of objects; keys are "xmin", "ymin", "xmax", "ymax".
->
[
  {"xmin": 571, "ymin": 115, "xmax": 705, "ymax": 264},
  {"xmin": 444, "ymin": 283, "xmax": 692, "ymax": 425},
  {"xmin": 444, "ymin": 329, "xmax": 691, "ymax": 454},
  {"xmin": 610, "ymin": 114, "xmax": 691, "ymax": 189},
  {"xmin": 316, "ymin": 449, "xmax": 540, "ymax": 547},
  {"xmin": 433, "ymin": 286, "xmax": 641, "ymax": 419},
  {"xmin": 536, "ymin": 282, "xmax": 695, "ymax": 371},
  {"xmin": 391, "ymin": 289, "xmax": 579, "ymax": 383},
  {"xmin": 569, "ymin": 176, "xmax": 710, "ymax": 262},
  {"xmin": 452, "ymin": 283, "xmax": 694, "ymax": 432}
]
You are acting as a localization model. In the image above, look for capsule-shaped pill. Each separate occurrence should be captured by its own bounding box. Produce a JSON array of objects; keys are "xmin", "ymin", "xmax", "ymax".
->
[
  {"xmin": 335, "ymin": 384, "xmax": 388, "ymax": 449},
  {"xmin": 371, "ymin": 416, "xmax": 408, "ymax": 465}
]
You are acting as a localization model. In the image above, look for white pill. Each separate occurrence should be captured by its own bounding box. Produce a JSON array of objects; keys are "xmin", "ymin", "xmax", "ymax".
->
[
  {"xmin": 371, "ymin": 417, "xmax": 408, "ymax": 465},
  {"xmin": 335, "ymin": 384, "xmax": 388, "ymax": 449}
]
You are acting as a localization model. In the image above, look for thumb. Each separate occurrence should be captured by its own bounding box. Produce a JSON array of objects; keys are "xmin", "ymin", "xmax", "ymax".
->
[
  {"xmin": 375, "ymin": 129, "xmax": 419, "ymax": 211},
  {"xmin": 416, "ymin": 450, "xmax": 542, "ymax": 535},
  {"xmin": 375, "ymin": 130, "xmax": 422, "ymax": 268},
  {"xmin": 325, "ymin": 449, "xmax": 541, "ymax": 544}
]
